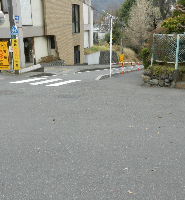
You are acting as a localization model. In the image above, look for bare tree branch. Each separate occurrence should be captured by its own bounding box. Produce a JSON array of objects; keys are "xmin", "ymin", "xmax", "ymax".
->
[
  {"xmin": 176, "ymin": 24, "xmax": 185, "ymax": 29},
  {"xmin": 126, "ymin": 0, "xmax": 158, "ymax": 51},
  {"xmin": 175, "ymin": 4, "xmax": 185, "ymax": 13}
]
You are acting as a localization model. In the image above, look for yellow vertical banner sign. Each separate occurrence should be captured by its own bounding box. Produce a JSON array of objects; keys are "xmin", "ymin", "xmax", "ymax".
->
[
  {"xmin": 119, "ymin": 54, "xmax": 124, "ymax": 65},
  {"xmin": 0, "ymin": 41, "xmax": 9, "ymax": 70},
  {"xmin": 12, "ymin": 39, "xmax": 20, "ymax": 70}
]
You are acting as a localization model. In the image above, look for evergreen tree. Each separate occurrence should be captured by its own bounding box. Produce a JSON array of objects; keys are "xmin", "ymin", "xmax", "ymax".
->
[{"xmin": 118, "ymin": 0, "xmax": 136, "ymax": 26}]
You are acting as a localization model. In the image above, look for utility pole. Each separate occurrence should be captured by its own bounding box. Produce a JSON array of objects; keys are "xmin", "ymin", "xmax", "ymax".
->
[
  {"xmin": 8, "ymin": 0, "xmax": 15, "ymax": 72},
  {"xmin": 110, "ymin": 16, "xmax": 113, "ymax": 78},
  {"xmin": 102, "ymin": 10, "xmax": 113, "ymax": 78},
  {"xmin": 8, "ymin": 0, "xmax": 25, "ymax": 74},
  {"xmin": 122, "ymin": 20, "xmax": 124, "ymax": 54}
]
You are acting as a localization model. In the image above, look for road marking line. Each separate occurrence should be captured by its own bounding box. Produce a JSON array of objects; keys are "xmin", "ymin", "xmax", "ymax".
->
[
  {"xmin": 10, "ymin": 77, "xmax": 47, "ymax": 84},
  {"xmin": 30, "ymin": 78, "xmax": 63, "ymax": 85},
  {"xmin": 46, "ymin": 80, "xmax": 81, "ymax": 87}
]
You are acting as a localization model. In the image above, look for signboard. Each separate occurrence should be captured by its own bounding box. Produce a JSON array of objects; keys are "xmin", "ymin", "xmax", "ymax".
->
[
  {"xmin": 10, "ymin": 25, "xmax": 18, "ymax": 35},
  {"xmin": 12, "ymin": 39, "xmax": 20, "ymax": 70},
  {"xmin": 0, "ymin": 11, "xmax": 5, "ymax": 26},
  {"xmin": 14, "ymin": 15, "xmax": 19, "ymax": 26},
  {"xmin": 119, "ymin": 54, "xmax": 124, "ymax": 64},
  {"xmin": 0, "ymin": 41, "xmax": 9, "ymax": 70}
]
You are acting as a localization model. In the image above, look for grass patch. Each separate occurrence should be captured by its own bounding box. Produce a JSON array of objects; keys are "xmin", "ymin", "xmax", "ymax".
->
[
  {"xmin": 84, "ymin": 44, "xmax": 139, "ymax": 63},
  {"xmin": 84, "ymin": 45, "xmax": 108, "ymax": 55}
]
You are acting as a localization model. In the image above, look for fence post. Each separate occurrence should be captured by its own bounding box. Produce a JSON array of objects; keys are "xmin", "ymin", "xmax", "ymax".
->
[
  {"xmin": 175, "ymin": 34, "xmax": 180, "ymax": 70},
  {"xmin": 151, "ymin": 33, "xmax": 155, "ymax": 66}
]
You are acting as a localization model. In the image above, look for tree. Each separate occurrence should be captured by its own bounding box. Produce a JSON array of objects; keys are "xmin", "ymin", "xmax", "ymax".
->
[
  {"xmin": 153, "ymin": 0, "xmax": 176, "ymax": 20},
  {"xmin": 118, "ymin": 0, "xmax": 136, "ymax": 26},
  {"xmin": 161, "ymin": 0, "xmax": 185, "ymax": 33},
  {"xmin": 173, "ymin": 0, "xmax": 185, "ymax": 16},
  {"xmin": 125, "ymin": 0, "xmax": 159, "ymax": 52},
  {"xmin": 105, "ymin": 22, "xmax": 122, "ymax": 44}
]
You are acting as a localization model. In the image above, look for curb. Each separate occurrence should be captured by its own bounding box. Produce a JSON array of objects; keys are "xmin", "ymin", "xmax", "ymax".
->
[
  {"xmin": 95, "ymin": 68, "xmax": 142, "ymax": 80},
  {"xmin": 20, "ymin": 64, "xmax": 44, "ymax": 74}
]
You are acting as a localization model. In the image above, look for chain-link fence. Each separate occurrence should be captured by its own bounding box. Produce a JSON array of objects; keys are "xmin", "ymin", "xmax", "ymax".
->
[{"xmin": 151, "ymin": 34, "xmax": 185, "ymax": 69}]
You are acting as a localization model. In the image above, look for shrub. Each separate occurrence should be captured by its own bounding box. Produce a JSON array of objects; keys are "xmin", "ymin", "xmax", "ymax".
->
[
  {"xmin": 152, "ymin": 65, "xmax": 175, "ymax": 77},
  {"xmin": 177, "ymin": 0, "xmax": 185, "ymax": 6},
  {"xmin": 161, "ymin": 14, "xmax": 185, "ymax": 33},
  {"xmin": 178, "ymin": 65, "xmax": 185, "ymax": 75},
  {"xmin": 140, "ymin": 48, "xmax": 150, "ymax": 69},
  {"xmin": 39, "ymin": 55, "xmax": 58, "ymax": 63}
]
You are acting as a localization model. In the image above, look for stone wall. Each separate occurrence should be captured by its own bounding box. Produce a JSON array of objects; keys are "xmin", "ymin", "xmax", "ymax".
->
[
  {"xmin": 99, "ymin": 51, "xmax": 118, "ymax": 64},
  {"xmin": 142, "ymin": 69, "xmax": 181, "ymax": 88}
]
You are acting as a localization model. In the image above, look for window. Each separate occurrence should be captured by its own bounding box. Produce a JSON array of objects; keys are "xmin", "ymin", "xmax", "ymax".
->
[
  {"xmin": 1, "ymin": 0, "xmax": 9, "ymax": 13},
  {"xmin": 72, "ymin": 4, "xmax": 80, "ymax": 33},
  {"xmin": 50, "ymin": 36, "xmax": 55, "ymax": 49}
]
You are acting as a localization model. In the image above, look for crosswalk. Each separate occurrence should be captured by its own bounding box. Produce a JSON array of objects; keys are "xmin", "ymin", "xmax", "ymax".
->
[
  {"xmin": 9, "ymin": 65, "xmax": 144, "ymax": 87},
  {"xmin": 10, "ymin": 77, "xmax": 81, "ymax": 87}
]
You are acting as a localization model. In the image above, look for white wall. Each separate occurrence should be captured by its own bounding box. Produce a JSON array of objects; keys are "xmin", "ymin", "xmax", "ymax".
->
[
  {"xmin": 98, "ymin": 32, "xmax": 106, "ymax": 40},
  {"xmin": 83, "ymin": 4, "xmax": 89, "ymax": 25},
  {"xmin": 84, "ymin": 51, "xmax": 100, "ymax": 65},
  {"xmin": 90, "ymin": 9, "xmax": 93, "ymax": 47},
  {"xmin": 31, "ymin": 0, "xmax": 44, "ymax": 27},
  {"xmin": 84, "ymin": 31, "xmax": 89, "ymax": 48},
  {"xmin": 34, "ymin": 36, "xmax": 48, "ymax": 62},
  {"xmin": 20, "ymin": 0, "xmax": 33, "ymax": 25},
  {"xmin": 83, "ymin": 0, "xmax": 93, "ymax": 48}
]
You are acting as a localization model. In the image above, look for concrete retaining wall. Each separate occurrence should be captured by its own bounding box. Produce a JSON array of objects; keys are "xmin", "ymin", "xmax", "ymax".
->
[
  {"xmin": 84, "ymin": 51, "xmax": 118, "ymax": 65},
  {"xmin": 84, "ymin": 51, "xmax": 100, "ymax": 65}
]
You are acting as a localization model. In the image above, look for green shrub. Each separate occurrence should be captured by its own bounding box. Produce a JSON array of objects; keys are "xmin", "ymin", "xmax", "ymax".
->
[
  {"xmin": 178, "ymin": 65, "xmax": 185, "ymax": 75},
  {"xmin": 140, "ymin": 48, "xmax": 150, "ymax": 69},
  {"xmin": 150, "ymin": 65, "xmax": 175, "ymax": 77},
  {"xmin": 177, "ymin": 0, "xmax": 185, "ymax": 6},
  {"xmin": 161, "ymin": 14, "xmax": 185, "ymax": 33}
]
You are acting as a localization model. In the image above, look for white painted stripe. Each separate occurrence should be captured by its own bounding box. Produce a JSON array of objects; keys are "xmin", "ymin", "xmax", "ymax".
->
[
  {"xmin": 78, "ymin": 72, "xmax": 82, "ymax": 73},
  {"xmin": 46, "ymin": 80, "xmax": 81, "ymax": 87},
  {"xmin": 10, "ymin": 77, "xmax": 47, "ymax": 84},
  {"xmin": 52, "ymin": 75, "xmax": 57, "ymax": 76},
  {"xmin": 104, "ymin": 69, "xmax": 108, "ymax": 70},
  {"xmin": 86, "ymin": 71, "xmax": 90, "ymax": 72},
  {"xmin": 30, "ymin": 78, "xmax": 63, "ymax": 85},
  {"xmin": 96, "ymin": 70, "xmax": 100, "ymax": 71}
]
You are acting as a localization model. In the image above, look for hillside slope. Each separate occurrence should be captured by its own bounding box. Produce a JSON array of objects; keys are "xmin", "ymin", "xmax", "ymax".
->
[{"xmin": 92, "ymin": 0, "xmax": 124, "ymax": 11}]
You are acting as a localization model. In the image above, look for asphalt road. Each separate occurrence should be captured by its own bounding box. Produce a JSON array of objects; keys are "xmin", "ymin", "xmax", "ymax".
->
[{"xmin": 0, "ymin": 65, "xmax": 185, "ymax": 199}]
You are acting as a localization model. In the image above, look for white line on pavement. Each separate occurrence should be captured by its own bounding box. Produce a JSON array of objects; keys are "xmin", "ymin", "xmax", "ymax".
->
[
  {"xmin": 10, "ymin": 77, "xmax": 47, "ymax": 84},
  {"xmin": 30, "ymin": 78, "xmax": 63, "ymax": 85},
  {"xmin": 46, "ymin": 80, "xmax": 81, "ymax": 87}
]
